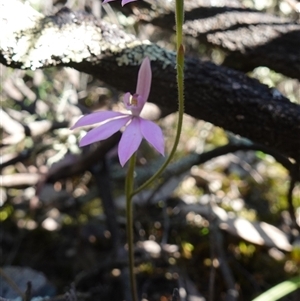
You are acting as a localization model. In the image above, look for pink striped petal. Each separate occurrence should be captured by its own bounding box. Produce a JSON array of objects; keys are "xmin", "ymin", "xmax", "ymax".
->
[
  {"xmin": 136, "ymin": 57, "xmax": 152, "ymax": 104},
  {"xmin": 139, "ymin": 118, "xmax": 165, "ymax": 156},
  {"xmin": 71, "ymin": 111, "xmax": 126, "ymax": 129},
  {"xmin": 80, "ymin": 116, "xmax": 131, "ymax": 146},
  {"xmin": 118, "ymin": 118, "xmax": 143, "ymax": 166}
]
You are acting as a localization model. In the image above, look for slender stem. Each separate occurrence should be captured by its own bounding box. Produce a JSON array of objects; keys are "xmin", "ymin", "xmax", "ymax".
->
[
  {"xmin": 125, "ymin": 153, "xmax": 138, "ymax": 301},
  {"xmin": 132, "ymin": 0, "xmax": 185, "ymax": 197},
  {"xmin": 175, "ymin": 0, "xmax": 184, "ymax": 48}
]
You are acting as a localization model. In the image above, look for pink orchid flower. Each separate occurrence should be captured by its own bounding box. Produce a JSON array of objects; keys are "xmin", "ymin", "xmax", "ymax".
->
[
  {"xmin": 72, "ymin": 57, "xmax": 165, "ymax": 167},
  {"xmin": 102, "ymin": 0, "xmax": 137, "ymax": 6}
]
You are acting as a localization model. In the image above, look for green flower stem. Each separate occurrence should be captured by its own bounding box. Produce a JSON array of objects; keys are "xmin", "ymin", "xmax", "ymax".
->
[
  {"xmin": 131, "ymin": 0, "xmax": 185, "ymax": 198},
  {"xmin": 125, "ymin": 152, "xmax": 138, "ymax": 301},
  {"xmin": 175, "ymin": 0, "xmax": 184, "ymax": 47},
  {"xmin": 125, "ymin": 2, "xmax": 185, "ymax": 300}
]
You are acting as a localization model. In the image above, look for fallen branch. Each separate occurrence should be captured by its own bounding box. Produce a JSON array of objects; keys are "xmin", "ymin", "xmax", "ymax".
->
[
  {"xmin": 128, "ymin": 0, "xmax": 300, "ymax": 79},
  {"xmin": 1, "ymin": 1, "xmax": 300, "ymax": 160}
]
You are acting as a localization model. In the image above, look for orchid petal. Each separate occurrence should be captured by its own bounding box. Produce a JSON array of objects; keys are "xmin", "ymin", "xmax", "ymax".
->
[
  {"xmin": 71, "ymin": 111, "xmax": 126, "ymax": 129},
  {"xmin": 134, "ymin": 94, "xmax": 145, "ymax": 115},
  {"xmin": 118, "ymin": 118, "xmax": 143, "ymax": 166},
  {"xmin": 139, "ymin": 118, "xmax": 165, "ymax": 156},
  {"xmin": 123, "ymin": 92, "xmax": 144, "ymax": 116},
  {"xmin": 123, "ymin": 92, "xmax": 132, "ymax": 110},
  {"xmin": 121, "ymin": 0, "xmax": 137, "ymax": 5},
  {"xmin": 80, "ymin": 116, "xmax": 131, "ymax": 146},
  {"xmin": 136, "ymin": 57, "xmax": 152, "ymax": 103}
]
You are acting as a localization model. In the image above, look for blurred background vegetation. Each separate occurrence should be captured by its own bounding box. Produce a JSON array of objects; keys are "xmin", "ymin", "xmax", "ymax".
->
[{"xmin": 0, "ymin": 1, "xmax": 299, "ymax": 301}]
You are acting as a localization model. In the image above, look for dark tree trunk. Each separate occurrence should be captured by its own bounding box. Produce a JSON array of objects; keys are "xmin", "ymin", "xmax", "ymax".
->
[
  {"xmin": 1, "ymin": 0, "xmax": 300, "ymax": 160},
  {"xmin": 129, "ymin": 0, "xmax": 300, "ymax": 80}
]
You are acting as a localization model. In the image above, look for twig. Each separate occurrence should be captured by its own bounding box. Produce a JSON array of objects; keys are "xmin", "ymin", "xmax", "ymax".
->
[
  {"xmin": 287, "ymin": 163, "xmax": 300, "ymax": 232},
  {"xmin": 172, "ymin": 288, "xmax": 180, "ymax": 301},
  {"xmin": 90, "ymin": 159, "xmax": 132, "ymax": 301},
  {"xmin": 65, "ymin": 283, "xmax": 77, "ymax": 301},
  {"xmin": 113, "ymin": 141, "xmax": 297, "ymax": 187},
  {"xmin": 209, "ymin": 202, "xmax": 239, "ymax": 301},
  {"xmin": 208, "ymin": 212, "xmax": 217, "ymax": 301},
  {"xmin": 283, "ymin": 0, "xmax": 300, "ymax": 13},
  {"xmin": 90, "ymin": 159, "xmax": 121, "ymax": 251},
  {"xmin": 0, "ymin": 267, "xmax": 26, "ymax": 300},
  {"xmin": 24, "ymin": 282, "xmax": 32, "ymax": 301},
  {"xmin": 0, "ymin": 298, "xmax": 13, "ymax": 301},
  {"xmin": 0, "ymin": 149, "xmax": 32, "ymax": 171},
  {"xmin": 46, "ymin": 132, "xmax": 121, "ymax": 182}
]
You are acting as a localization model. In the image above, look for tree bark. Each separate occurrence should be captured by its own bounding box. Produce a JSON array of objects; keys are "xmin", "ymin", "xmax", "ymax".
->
[
  {"xmin": 1, "ymin": 0, "xmax": 300, "ymax": 160},
  {"xmin": 128, "ymin": 0, "xmax": 300, "ymax": 80}
]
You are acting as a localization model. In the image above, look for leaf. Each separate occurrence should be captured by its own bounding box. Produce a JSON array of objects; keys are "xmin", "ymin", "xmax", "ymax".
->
[{"xmin": 252, "ymin": 276, "xmax": 300, "ymax": 301}]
